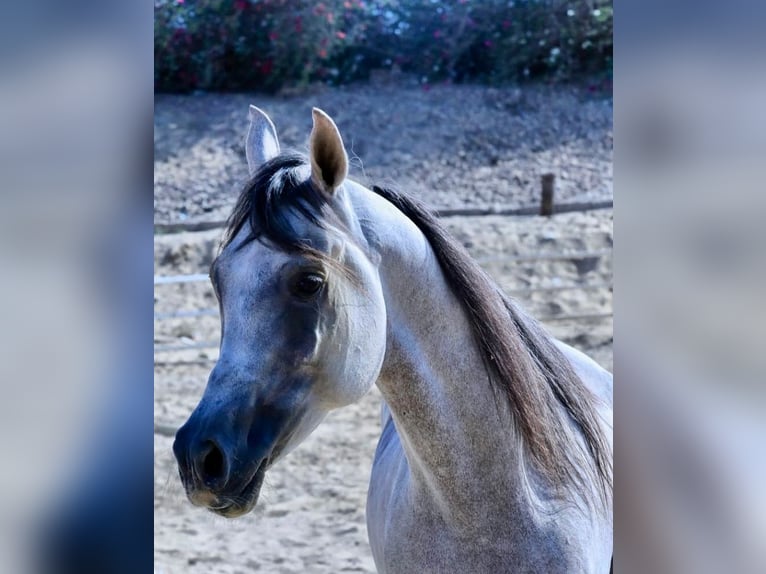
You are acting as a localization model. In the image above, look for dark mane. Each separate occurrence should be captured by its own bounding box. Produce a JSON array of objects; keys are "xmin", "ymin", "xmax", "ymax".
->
[
  {"xmin": 222, "ymin": 153, "xmax": 330, "ymax": 251},
  {"xmin": 223, "ymin": 154, "xmax": 611, "ymax": 507},
  {"xmin": 370, "ymin": 185, "xmax": 612, "ymax": 508}
]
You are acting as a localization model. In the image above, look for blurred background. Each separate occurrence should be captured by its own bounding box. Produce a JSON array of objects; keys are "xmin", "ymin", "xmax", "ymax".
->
[
  {"xmin": 0, "ymin": 2, "xmax": 153, "ymax": 573},
  {"xmin": 154, "ymin": 0, "xmax": 612, "ymax": 92}
]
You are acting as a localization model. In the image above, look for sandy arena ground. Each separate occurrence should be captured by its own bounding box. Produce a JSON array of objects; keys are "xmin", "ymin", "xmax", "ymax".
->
[{"xmin": 154, "ymin": 83, "xmax": 612, "ymax": 574}]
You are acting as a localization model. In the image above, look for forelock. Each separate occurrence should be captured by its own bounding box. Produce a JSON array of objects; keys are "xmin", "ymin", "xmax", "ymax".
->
[
  {"xmin": 220, "ymin": 153, "xmax": 360, "ymax": 284},
  {"xmin": 222, "ymin": 153, "xmax": 328, "ymax": 252}
]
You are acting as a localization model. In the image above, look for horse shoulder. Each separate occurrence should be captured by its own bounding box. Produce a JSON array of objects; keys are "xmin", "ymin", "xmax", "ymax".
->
[{"xmin": 366, "ymin": 403, "xmax": 597, "ymax": 573}]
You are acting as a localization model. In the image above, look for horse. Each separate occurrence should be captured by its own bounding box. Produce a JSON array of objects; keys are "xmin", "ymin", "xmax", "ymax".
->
[{"xmin": 173, "ymin": 106, "xmax": 613, "ymax": 573}]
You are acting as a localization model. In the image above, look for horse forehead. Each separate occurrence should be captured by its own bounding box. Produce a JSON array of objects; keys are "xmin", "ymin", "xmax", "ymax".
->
[
  {"xmin": 217, "ymin": 202, "xmax": 361, "ymax": 286},
  {"xmin": 216, "ymin": 234, "xmax": 289, "ymax": 286}
]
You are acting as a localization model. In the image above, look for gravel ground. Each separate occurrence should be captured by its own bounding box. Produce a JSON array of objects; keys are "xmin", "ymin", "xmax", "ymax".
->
[
  {"xmin": 154, "ymin": 82, "xmax": 612, "ymax": 574},
  {"xmin": 154, "ymin": 81, "xmax": 612, "ymax": 224}
]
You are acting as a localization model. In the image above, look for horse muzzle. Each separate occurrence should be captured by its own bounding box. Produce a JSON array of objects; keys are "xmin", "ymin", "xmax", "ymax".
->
[
  {"xmin": 173, "ymin": 419, "xmax": 272, "ymax": 518},
  {"xmin": 191, "ymin": 457, "xmax": 269, "ymax": 518},
  {"xmin": 172, "ymin": 379, "xmax": 316, "ymax": 517}
]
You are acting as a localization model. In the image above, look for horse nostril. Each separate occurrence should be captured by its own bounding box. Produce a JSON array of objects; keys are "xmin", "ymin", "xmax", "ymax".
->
[{"xmin": 201, "ymin": 441, "xmax": 225, "ymax": 481}]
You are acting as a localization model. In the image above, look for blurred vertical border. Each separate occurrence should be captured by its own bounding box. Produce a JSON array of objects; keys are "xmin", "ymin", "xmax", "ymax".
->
[
  {"xmin": 0, "ymin": 1, "xmax": 153, "ymax": 573},
  {"xmin": 616, "ymin": 0, "xmax": 766, "ymax": 572}
]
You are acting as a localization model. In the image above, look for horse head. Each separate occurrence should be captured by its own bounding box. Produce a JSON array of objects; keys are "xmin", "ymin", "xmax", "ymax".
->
[{"xmin": 173, "ymin": 107, "xmax": 388, "ymax": 517}]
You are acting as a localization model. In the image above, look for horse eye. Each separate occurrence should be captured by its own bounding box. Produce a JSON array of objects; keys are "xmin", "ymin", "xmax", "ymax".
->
[{"xmin": 291, "ymin": 272, "xmax": 324, "ymax": 299}]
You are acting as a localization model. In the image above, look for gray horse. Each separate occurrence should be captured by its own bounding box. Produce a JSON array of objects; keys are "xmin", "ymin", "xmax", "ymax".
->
[{"xmin": 173, "ymin": 106, "xmax": 613, "ymax": 573}]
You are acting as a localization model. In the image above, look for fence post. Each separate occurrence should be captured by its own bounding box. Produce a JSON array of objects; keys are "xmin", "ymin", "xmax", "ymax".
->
[{"xmin": 540, "ymin": 173, "xmax": 555, "ymax": 216}]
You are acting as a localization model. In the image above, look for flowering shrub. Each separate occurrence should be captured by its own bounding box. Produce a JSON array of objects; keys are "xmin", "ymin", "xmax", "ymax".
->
[
  {"xmin": 472, "ymin": 0, "xmax": 613, "ymax": 83},
  {"xmin": 154, "ymin": 0, "xmax": 612, "ymax": 92},
  {"xmin": 370, "ymin": 0, "xmax": 612, "ymax": 84},
  {"xmin": 154, "ymin": 0, "xmax": 368, "ymax": 92}
]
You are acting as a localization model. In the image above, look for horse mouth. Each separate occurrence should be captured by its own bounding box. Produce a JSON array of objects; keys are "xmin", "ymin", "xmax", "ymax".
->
[{"xmin": 206, "ymin": 457, "xmax": 270, "ymax": 518}]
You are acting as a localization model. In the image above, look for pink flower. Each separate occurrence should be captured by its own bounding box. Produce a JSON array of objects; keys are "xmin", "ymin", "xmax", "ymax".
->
[{"xmin": 336, "ymin": 31, "xmax": 347, "ymax": 39}]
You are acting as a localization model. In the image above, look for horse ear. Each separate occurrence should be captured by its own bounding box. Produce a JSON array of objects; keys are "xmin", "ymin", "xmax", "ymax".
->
[
  {"xmin": 246, "ymin": 105, "xmax": 280, "ymax": 177},
  {"xmin": 309, "ymin": 108, "xmax": 348, "ymax": 194}
]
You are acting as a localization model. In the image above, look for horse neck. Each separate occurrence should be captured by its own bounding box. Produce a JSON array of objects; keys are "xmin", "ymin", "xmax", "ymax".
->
[{"xmin": 345, "ymin": 183, "xmax": 526, "ymax": 523}]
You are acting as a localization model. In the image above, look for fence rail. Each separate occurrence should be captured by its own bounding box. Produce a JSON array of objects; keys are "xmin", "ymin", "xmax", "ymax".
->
[
  {"xmin": 155, "ymin": 240, "xmax": 613, "ymax": 358},
  {"xmin": 154, "ymin": 199, "xmax": 613, "ymax": 234},
  {"xmin": 153, "ymin": 249, "xmax": 612, "ymax": 286},
  {"xmin": 155, "ymin": 317, "xmax": 613, "ymax": 355},
  {"xmin": 154, "ymin": 311, "xmax": 613, "ymax": 354},
  {"xmin": 154, "ymin": 273, "xmax": 209, "ymax": 285},
  {"xmin": 154, "ymin": 281, "xmax": 612, "ymax": 322}
]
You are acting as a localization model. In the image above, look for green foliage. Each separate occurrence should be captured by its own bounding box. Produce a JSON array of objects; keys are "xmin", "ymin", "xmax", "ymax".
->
[
  {"xmin": 154, "ymin": 0, "xmax": 368, "ymax": 92},
  {"xmin": 154, "ymin": 0, "xmax": 612, "ymax": 92}
]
